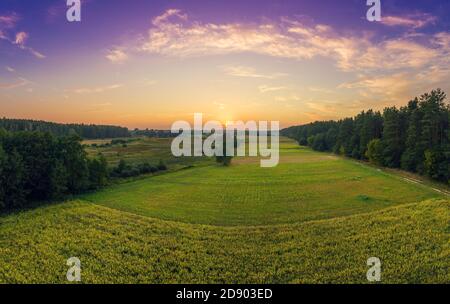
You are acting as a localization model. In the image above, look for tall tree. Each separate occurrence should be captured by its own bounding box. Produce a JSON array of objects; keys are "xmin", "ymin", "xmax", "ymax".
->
[
  {"xmin": 401, "ymin": 99, "xmax": 422, "ymax": 171},
  {"xmin": 382, "ymin": 107, "xmax": 404, "ymax": 168}
]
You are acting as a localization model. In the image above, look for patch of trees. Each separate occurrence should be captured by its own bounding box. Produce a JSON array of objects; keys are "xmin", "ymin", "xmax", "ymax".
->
[
  {"xmin": 0, "ymin": 130, "xmax": 108, "ymax": 212},
  {"xmin": 0, "ymin": 118, "xmax": 130, "ymax": 139},
  {"xmin": 282, "ymin": 89, "xmax": 450, "ymax": 183},
  {"xmin": 90, "ymin": 138, "xmax": 138, "ymax": 148},
  {"xmin": 110, "ymin": 159, "xmax": 167, "ymax": 178},
  {"xmin": 131, "ymin": 129, "xmax": 175, "ymax": 138}
]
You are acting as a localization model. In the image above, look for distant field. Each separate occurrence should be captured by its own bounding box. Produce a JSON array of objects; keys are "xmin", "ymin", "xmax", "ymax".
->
[
  {"xmin": 0, "ymin": 137, "xmax": 448, "ymax": 283},
  {"xmin": 84, "ymin": 137, "xmax": 213, "ymax": 169}
]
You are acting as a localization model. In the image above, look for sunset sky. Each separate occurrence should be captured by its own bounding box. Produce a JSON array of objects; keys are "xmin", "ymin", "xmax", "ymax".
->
[{"xmin": 0, "ymin": 0, "xmax": 449, "ymax": 129}]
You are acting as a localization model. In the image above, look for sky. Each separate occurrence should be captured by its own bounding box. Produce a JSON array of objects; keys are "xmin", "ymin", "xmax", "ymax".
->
[{"xmin": 0, "ymin": 0, "xmax": 449, "ymax": 129}]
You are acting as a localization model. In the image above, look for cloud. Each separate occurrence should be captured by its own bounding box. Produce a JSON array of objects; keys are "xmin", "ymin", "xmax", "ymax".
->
[
  {"xmin": 5, "ymin": 66, "xmax": 15, "ymax": 72},
  {"xmin": 0, "ymin": 15, "xmax": 45, "ymax": 59},
  {"xmin": 133, "ymin": 9, "xmax": 447, "ymax": 74},
  {"xmin": 221, "ymin": 65, "xmax": 287, "ymax": 79},
  {"xmin": 0, "ymin": 77, "xmax": 32, "ymax": 89},
  {"xmin": 258, "ymin": 85, "xmax": 287, "ymax": 93},
  {"xmin": 0, "ymin": 30, "xmax": 46, "ymax": 59},
  {"xmin": 305, "ymin": 101, "xmax": 340, "ymax": 115},
  {"xmin": 14, "ymin": 32, "xmax": 46, "ymax": 59},
  {"xmin": 152, "ymin": 9, "xmax": 187, "ymax": 26},
  {"xmin": 106, "ymin": 48, "xmax": 128, "ymax": 63},
  {"xmin": 351, "ymin": 39, "xmax": 438, "ymax": 71},
  {"xmin": 381, "ymin": 14, "xmax": 436, "ymax": 29},
  {"xmin": 14, "ymin": 31, "xmax": 28, "ymax": 45},
  {"xmin": 74, "ymin": 84, "xmax": 124, "ymax": 94},
  {"xmin": 339, "ymin": 73, "xmax": 411, "ymax": 99},
  {"xmin": 0, "ymin": 14, "xmax": 19, "ymax": 28},
  {"xmin": 338, "ymin": 31, "xmax": 450, "ymax": 103},
  {"xmin": 28, "ymin": 48, "xmax": 46, "ymax": 59}
]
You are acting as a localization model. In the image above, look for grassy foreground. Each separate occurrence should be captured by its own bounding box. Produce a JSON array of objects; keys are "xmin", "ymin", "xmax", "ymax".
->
[{"xmin": 0, "ymin": 199, "xmax": 448, "ymax": 283}]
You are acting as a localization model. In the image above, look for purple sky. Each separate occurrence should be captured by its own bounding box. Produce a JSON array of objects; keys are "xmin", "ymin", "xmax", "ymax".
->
[{"xmin": 1, "ymin": 0, "xmax": 449, "ymax": 128}]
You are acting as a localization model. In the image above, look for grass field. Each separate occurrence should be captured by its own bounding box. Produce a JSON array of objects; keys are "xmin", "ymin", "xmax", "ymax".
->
[
  {"xmin": 0, "ymin": 138, "xmax": 448, "ymax": 283},
  {"xmin": 83, "ymin": 139, "xmax": 443, "ymax": 226},
  {"xmin": 84, "ymin": 137, "xmax": 213, "ymax": 170}
]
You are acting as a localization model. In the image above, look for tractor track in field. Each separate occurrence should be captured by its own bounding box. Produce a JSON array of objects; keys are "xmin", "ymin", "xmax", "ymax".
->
[
  {"xmin": 399, "ymin": 176, "xmax": 450, "ymax": 196},
  {"xmin": 353, "ymin": 160, "xmax": 450, "ymax": 197}
]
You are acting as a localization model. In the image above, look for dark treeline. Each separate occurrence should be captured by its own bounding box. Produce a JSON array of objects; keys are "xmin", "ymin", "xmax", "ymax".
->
[
  {"xmin": 131, "ymin": 129, "xmax": 175, "ymax": 138},
  {"xmin": 282, "ymin": 89, "xmax": 450, "ymax": 183},
  {"xmin": 0, "ymin": 130, "xmax": 108, "ymax": 212},
  {"xmin": 110, "ymin": 159, "xmax": 167, "ymax": 178},
  {"xmin": 0, "ymin": 118, "xmax": 130, "ymax": 139}
]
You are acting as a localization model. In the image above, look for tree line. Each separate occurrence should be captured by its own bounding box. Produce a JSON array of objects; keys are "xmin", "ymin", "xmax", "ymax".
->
[
  {"xmin": 131, "ymin": 128, "xmax": 176, "ymax": 138},
  {"xmin": 282, "ymin": 89, "xmax": 450, "ymax": 184},
  {"xmin": 0, "ymin": 129, "xmax": 170, "ymax": 212},
  {"xmin": 0, "ymin": 118, "xmax": 130, "ymax": 139},
  {"xmin": 0, "ymin": 130, "xmax": 109, "ymax": 211}
]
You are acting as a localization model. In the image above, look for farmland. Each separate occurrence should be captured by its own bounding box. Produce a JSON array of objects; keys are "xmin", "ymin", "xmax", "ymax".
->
[{"xmin": 0, "ymin": 137, "xmax": 448, "ymax": 283}]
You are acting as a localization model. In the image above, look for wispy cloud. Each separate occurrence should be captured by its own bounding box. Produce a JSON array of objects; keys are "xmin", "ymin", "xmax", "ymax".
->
[
  {"xmin": 274, "ymin": 95, "xmax": 300, "ymax": 102},
  {"xmin": 0, "ymin": 13, "xmax": 18, "ymax": 40},
  {"xmin": 0, "ymin": 13, "xmax": 46, "ymax": 59},
  {"xmin": 73, "ymin": 84, "xmax": 124, "ymax": 94},
  {"xmin": 221, "ymin": 65, "xmax": 287, "ymax": 79},
  {"xmin": 0, "ymin": 77, "xmax": 32, "ymax": 89},
  {"xmin": 258, "ymin": 85, "xmax": 287, "ymax": 93},
  {"xmin": 152, "ymin": 8, "xmax": 187, "ymax": 26},
  {"xmin": 0, "ymin": 13, "xmax": 19, "ymax": 28},
  {"xmin": 339, "ymin": 73, "xmax": 411, "ymax": 99},
  {"xmin": 381, "ymin": 13, "xmax": 436, "ymax": 29},
  {"xmin": 5, "ymin": 66, "xmax": 15, "ymax": 73},
  {"xmin": 106, "ymin": 48, "xmax": 128, "ymax": 64},
  {"xmin": 338, "ymin": 31, "xmax": 450, "ymax": 102},
  {"xmin": 13, "ymin": 31, "xmax": 46, "ymax": 59},
  {"xmin": 131, "ymin": 9, "xmax": 447, "ymax": 74}
]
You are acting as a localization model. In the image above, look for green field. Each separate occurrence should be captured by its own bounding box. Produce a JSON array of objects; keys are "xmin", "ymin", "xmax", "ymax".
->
[
  {"xmin": 0, "ymin": 138, "xmax": 449, "ymax": 283},
  {"xmin": 84, "ymin": 137, "xmax": 213, "ymax": 170}
]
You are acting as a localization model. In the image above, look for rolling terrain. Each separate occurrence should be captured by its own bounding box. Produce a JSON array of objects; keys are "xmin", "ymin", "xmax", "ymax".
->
[{"xmin": 0, "ymin": 138, "xmax": 448, "ymax": 283}]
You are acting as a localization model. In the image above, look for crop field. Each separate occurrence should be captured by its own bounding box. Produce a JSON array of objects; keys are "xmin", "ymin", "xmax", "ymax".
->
[{"xmin": 0, "ymin": 138, "xmax": 449, "ymax": 283}]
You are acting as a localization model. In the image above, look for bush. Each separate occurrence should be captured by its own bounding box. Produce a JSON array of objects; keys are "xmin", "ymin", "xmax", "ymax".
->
[
  {"xmin": 138, "ymin": 162, "xmax": 152, "ymax": 174},
  {"xmin": 111, "ymin": 159, "xmax": 168, "ymax": 179},
  {"xmin": 157, "ymin": 160, "xmax": 167, "ymax": 171}
]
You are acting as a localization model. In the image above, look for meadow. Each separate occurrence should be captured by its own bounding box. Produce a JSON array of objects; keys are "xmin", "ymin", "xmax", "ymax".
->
[
  {"xmin": 84, "ymin": 137, "xmax": 213, "ymax": 170},
  {"xmin": 0, "ymin": 137, "xmax": 448, "ymax": 283}
]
